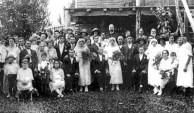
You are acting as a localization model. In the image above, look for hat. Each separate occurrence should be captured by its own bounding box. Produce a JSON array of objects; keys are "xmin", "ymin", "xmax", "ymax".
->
[
  {"xmin": 67, "ymin": 27, "xmax": 74, "ymax": 32},
  {"xmin": 91, "ymin": 28, "xmax": 100, "ymax": 35},
  {"xmin": 136, "ymin": 38, "xmax": 147, "ymax": 44},
  {"xmin": 26, "ymin": 40, "xmax": 31, "ymax": 44},
  {"xmin": 6, "ymin": 55, "xmax": 16, "ymax": 60},
  {"xmin": 158, "ymin": 35, "xmax": 168, "ymax": 42},
  {"xmin": 80, "ymin": 29, "xmax": 88, "ymax": 35}
]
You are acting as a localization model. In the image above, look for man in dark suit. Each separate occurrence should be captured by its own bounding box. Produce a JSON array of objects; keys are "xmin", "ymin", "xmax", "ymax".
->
[
  {"xmin": 18, "ymin": 37, "xmax": 25, "ymax": 51},
  {"xmin": 19, "ymin": 40, "xmax": 38, "ymax": 72},
  {"xmin": 63, "ymin": 49, "xmax": 79, "ymax": 93},
  {"xmin": 132, "ymin": 46, "xmax": 148, "ymax": 93},
  {"xmin": 106, "ymin": 24, "xmax": 119, "ymax": 39},
  {"xmin": 55, "ymin": 36, "xmax": 70, "ymax": 62},
  {"xmin": 92, "ymin": 48, "xmax": 109, "ymax": 92},
  {"xmin": 121, "ymin": 36, "xmax": 139, "ymax": 90}
]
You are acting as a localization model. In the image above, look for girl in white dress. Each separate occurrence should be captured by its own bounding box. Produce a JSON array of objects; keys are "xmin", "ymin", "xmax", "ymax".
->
[
  {"xmin": 74, "ymin": 38, "xmax": 91, "ymax": 92},
  {"xmin": 104, "ymin": 37, "xmax": 123, "ymax": 91},
  {"xmin": 49, "ymin": 60, "xmax": 65, "ymax": 97},
  {"xmin": 145, "ymin": 39, "xmax": 161, "ymax": 94},
  {"xmin": 177, "ymin": 37, "xmax": 193, "ymax": 89}
]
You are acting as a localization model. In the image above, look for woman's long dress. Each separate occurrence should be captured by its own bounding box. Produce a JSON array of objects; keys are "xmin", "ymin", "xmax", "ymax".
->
[
  {"xmin": 75, "ymin": 49, "xmax": 91, "ymax": 86},
  {"xmin": 145, "ymin": 46, "xmax": 161, "ymax": 86},
  {"xmin": 177, "ymin": 42, "xmax": 193, "ymax": 88},
  {"xmin": 105, "ymin": 46, "xmax": 123, "ymax": 84}
]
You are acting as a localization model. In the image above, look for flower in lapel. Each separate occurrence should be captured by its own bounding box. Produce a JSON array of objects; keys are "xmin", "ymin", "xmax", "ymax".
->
[{"xmin": 143, "ymin": 56, "xmax": 147, "ymax": 59}]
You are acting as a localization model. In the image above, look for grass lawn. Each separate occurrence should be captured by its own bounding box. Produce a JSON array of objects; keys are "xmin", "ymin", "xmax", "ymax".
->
[{"xmin": 0, "ymin": 90, "xmax": 194, "ymax": 113}]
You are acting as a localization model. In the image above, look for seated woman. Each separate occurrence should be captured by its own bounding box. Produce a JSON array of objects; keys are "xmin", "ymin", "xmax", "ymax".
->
[
  {"xmin": 17, "ymin": 57, "xmax": 35, "ymax": 94},
  {"xmin": 157, "ymin": 50, "xmax": 172, "ymax": 96},
  {"xmin": 49, "ymin": 60, "xmax": 65, "ymax": 98},
  {"xmin": 38, "ymin": 52, "xmax": 50, "ymax": 96}
]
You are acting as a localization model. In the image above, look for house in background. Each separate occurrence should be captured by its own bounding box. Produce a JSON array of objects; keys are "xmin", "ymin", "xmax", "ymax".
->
[{"xmin": 64, "ymin": 0, "xmax": 194, "ymax": 38}]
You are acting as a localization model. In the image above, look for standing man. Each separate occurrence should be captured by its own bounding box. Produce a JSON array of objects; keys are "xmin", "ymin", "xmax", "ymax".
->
[
  {"xmin": 54, "ymin": 30, "xmax": 61, "ymax": 47},
  {"xmin": 69, "ymin": 36, "xmax": 77, "ymax": 50},
  {"xmin": 121, "ymin": 36, "xmax": 138, "ymax": 90},
  {"xmin": 19, "ymin": 40, "xmax": 38, "ymax": 73},
  {"xmin": 18, "ymin": 37, "xmax": 25, "ymax": 51},
  {"xmin": 106, "ymin": 24, "xmax": 119, "ymax": 40},
  {"xmin": 55, "ymin": 36, "xmax": 70, "ymax": 62}
]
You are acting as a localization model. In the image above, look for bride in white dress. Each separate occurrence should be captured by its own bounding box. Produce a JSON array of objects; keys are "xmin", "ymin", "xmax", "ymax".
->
[
  {"xmin": 145, "ymin": 39, "xmax": 161, "ymax": 94},
  {"xmin": 104, "ymin": 37, "xmax": 123, "ymax": 91}
]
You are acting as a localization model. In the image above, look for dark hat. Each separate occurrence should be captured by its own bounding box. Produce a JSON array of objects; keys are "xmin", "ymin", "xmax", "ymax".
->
[
  {"xmin": 136, "ymin": 38, "xmax": 147, "ymax": 44},
  {"xmin": 91, "ymin": 28, "xmax": 100, "ymax": 35},
  {"xmin": 6, "ymin": 55, "xmax": 16, "ymax": 60},
  {"xmin": 158, "ymin": 35, "xmax": 168, "ymax": 42},
  {"xmin": 80, "ymin": 29, "xmax": 88, "ymax": 35},
  {"xmin": 46, "ymin": 39, "xmax": 54, "ymax": 43}
]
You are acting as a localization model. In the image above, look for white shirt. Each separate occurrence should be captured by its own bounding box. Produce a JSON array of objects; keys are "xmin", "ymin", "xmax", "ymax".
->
[
  {"xmin": 128, "ymin": 43, "xmax": 132, "ymax": 49},
  {"xmin": 99, "ymin": 54, "xmax": 102, "ymax": 62},
  {"xmin": 139, "ymin": 54, "xmax": 143, "ymax": 61},
  {"xmin": 0, "ymin": 45, "xmax": 7, "ymax": 62},
  {"xmin": 26, "ymin": 49, "xmax": 32, "ymax": 62},
  {"xmin": 59, "ymin": 43, "xmax": 64, "ymax": 55},
  {"xmin": 70, "ymin": 57, "xmax": 74, "ymax": 64}
]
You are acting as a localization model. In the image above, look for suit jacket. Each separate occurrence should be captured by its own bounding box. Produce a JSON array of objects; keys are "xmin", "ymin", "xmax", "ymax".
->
[
  {"xmin": 55, "ymin": 43, "xmax": 70, "ymax": 61},
  {"xmin": 132, "ymin": 54, "xmax": 148, "ymax": 73},
  {"xmin": 90, "ymin": 43, "xmax": 99, "ymax": 54},
  {"xmin": 91, "ymin": 54, "xmax": 107, "ymax": 75},
  {"xmin": 19, "ymin": 49, "xmax": 38, "ymax": 68},
  {"xmin": 121, "ymin": 44, "xmax": 139, "ymax": 64},
  {"xmin": 62, "ymin": 57, "xmax": 79, "ymax": 75}
]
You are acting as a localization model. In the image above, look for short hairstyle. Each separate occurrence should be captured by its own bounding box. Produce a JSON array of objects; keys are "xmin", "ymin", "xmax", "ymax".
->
[
  {"xmin": 162, "ymin": 50, "xmax": 169, "ymax": 56},
  {"xmin": 69, "ymin": 49, "xmax": 75, "ymax": 53},
  {"xmin": 41, "ymin": 32, "xmax": 48, "ymax": 38},
  {"xmin": 19, "ymin": 37, "xmax": 24, "ymax": 41},
  {"xmin": 93, "ymin": 35, "xmax": 99, "ymax": 40},
  {"xmin": 138, "ymin": 46, "xmax": 144, "ymax": 50},
  {"xmin": 170, "ymin": 52, "xmax": 177, "ymax": 57},
  {"xmin": 41, "ymin": 52, "xmax": 47, "ymax": 57},
  {"xmin": 53, "ymin": 60, "xmax": 61, "ymax": 68}
]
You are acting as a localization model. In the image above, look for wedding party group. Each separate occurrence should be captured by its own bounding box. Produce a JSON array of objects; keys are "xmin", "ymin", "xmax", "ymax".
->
[{"xmin": 0, "ymin": 23, "xmax": 193, "ymax": 100}]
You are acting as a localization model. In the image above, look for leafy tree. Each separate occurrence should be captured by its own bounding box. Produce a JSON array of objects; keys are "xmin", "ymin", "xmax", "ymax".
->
[{"xmin": 0, "ymin": 0, "xmax": 50, "ymax": 39}]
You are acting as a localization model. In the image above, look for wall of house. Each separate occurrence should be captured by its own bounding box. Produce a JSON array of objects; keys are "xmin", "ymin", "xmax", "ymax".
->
[{"xmin": 75, "ymin": 0, "xmax": 194, "ymax": 8}]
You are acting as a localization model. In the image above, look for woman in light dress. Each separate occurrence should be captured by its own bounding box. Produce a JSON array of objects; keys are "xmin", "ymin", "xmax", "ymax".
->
[
  {"xmin": 49, "ymin": 60, "xmax": 65, "ymax": 98},
  {"xmin": 74, "ymin": 38, "xmax": 91, "ymax": 92},
  {"xmin": 6, "ymin": 37, "xmax": 20, "ymax": 63},
  {"xmin": 177, "ymin": 36, "xmax": 193, "ymax": 90},
  {"xmin": 145, "ymin": 39, "xmax": 161, "ymax": 94},
  {"xmin": 157, "ymin": 50, "xmax": 172, "ymax": 95},
  {"xmin": 104, "ymin": 37, "xmax": 123, "ymax": 91}
]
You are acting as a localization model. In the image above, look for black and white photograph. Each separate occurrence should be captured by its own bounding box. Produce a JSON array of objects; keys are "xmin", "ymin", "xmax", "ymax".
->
[{"xmin": 0, "ymin": 0, "xmax": 194, "ymax": 112}]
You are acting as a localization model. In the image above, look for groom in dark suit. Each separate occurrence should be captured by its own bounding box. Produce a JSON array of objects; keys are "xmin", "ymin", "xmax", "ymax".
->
[
  {"xmin": 132, "ymin": 46, "xmax": 148, "ymax": 93},
  {"xmin": 55, "ymin": 36, "xmax": 70, "ymax": 62},
  {"xmin": 121, "ymin": 36, "xmax": 139, "ymax": 90}
]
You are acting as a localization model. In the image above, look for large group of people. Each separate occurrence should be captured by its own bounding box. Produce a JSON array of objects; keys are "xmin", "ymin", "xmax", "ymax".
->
[{"xmin": 0, "ymin": 23, "xmax": 193, "ymax": 100}]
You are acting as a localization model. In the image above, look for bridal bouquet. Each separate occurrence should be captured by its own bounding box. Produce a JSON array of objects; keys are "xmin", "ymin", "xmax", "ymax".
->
[
  {"xmin": 81, "ymin": 50, "xmax": 94, "ymax": 63},
  {"xmin": 112, "ymin": 50, "xmax": 123, "ymax": 61},
  {"xmin": 153, "ymin": 53, "xmax": 162, "ymax": 70},
  {"xmin": 111, "ymin": 50, "xmax": 123, "ymax": 65}
]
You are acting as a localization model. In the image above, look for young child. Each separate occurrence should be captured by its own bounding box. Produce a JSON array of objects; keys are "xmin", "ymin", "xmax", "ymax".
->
[
  {"xmin": 49, "ymin": 60, "xmax": 65, "ymax": 98},
  {"xmin": 38, "ymin": 52, "xmax": 50, "ymax": 96},
  {"xmin": 4, "ymin": 55, "xmax": 19, "ymax": 98}
]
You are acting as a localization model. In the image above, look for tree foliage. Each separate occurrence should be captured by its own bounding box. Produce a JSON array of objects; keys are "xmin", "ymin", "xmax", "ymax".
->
[{"xmin": 0, "ymin": 0, "xmax": 50, "ymax": 39}]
